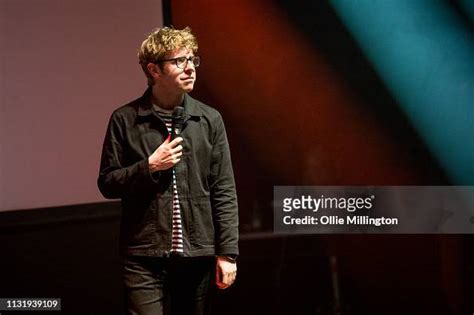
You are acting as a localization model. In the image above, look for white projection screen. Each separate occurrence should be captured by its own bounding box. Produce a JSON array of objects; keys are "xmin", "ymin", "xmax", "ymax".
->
[{"xmin": 0, "ymin": 0, "xmax": 163, "ymax": 211}]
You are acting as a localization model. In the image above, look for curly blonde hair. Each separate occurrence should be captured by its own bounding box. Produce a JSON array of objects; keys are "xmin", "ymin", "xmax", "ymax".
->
[{"xmin": 138, "ymin": 26, "xmax": 198, "ymax": 86}]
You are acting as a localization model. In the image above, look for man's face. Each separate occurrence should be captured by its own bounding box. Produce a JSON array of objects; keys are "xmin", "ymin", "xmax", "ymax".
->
[{"xmin": 156, "ymin": 48, "xmax": 197, "ymax": 94}]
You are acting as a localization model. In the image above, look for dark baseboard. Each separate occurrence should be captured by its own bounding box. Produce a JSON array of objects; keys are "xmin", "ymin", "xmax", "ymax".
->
[
  {"xmin": 0, "ymin": 201, "xmax": 121, "ymax": 232},
  {"xmin": 0, "ymin": 203, "xmax": 470, "ymax": 314}
]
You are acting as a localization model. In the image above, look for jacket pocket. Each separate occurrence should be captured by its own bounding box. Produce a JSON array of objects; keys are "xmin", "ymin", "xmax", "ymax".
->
[
  {"xmin": 120, "ymin": 196, "xmax": 156, "ymax": 247},
  {"xmin": 189, "ymin": 197, "xmax": 215, "ymax": 247}
]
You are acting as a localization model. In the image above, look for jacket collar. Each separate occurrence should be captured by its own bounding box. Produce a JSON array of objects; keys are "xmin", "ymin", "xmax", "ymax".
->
[{"xmin": 137, "ymin": 87, "xmax": 203, "ymax": 119}]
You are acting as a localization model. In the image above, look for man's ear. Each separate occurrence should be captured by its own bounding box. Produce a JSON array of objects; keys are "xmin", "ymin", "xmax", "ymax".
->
[{"xmin": 147, "ymin": 63, "xmax": 161, "ymax": 79}]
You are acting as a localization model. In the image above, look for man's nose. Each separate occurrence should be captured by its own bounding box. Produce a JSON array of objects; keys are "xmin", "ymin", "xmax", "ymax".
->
[{"xmin": 184, "ymin": 63, "xmax": 195, "ymax": 73}]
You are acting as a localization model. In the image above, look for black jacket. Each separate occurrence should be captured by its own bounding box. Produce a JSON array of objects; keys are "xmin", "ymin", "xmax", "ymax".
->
[{"xmin": 97, "ymin": 89, "xmax": 239, "ymax": 257}]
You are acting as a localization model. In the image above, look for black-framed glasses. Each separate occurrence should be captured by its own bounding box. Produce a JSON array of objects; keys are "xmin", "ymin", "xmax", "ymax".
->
[{"xmin": 156, "ymin": 56, "xmax": 200, "ymax": 69}]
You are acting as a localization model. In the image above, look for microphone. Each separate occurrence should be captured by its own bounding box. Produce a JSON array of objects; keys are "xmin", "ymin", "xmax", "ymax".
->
[{"xmin": 172, "ymin": 106, "xmax": 185, "ymax": 139}]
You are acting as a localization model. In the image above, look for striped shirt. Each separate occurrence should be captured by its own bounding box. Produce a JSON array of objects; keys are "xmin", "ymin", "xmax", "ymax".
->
[{"xmin": 154, "ymin": 105, "xmax": 184, "ymax": 254}]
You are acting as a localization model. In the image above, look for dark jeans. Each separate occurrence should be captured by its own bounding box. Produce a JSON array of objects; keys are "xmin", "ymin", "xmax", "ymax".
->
[{"xmin": 123, "ymin": 255, "xmax": 215, "ymax": 315}]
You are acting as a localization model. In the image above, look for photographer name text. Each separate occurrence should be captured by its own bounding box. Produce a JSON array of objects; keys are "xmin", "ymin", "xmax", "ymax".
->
[{"xmin": 281, "ymin": 195, "xmax": 398, "ymax": 227}]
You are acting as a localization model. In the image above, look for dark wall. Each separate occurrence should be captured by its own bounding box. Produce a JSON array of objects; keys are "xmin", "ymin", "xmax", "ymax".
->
[
  {"xmin": 168, "ymin": 1, "xmax": 450, "ymax": 233},
  {"xmin": 0, "ymin": 204, "xmax": 472, "ymax": 314},
  {"xmin": 156, "ymin": 4, "xmax": 474, "ymax": 312},
  {"xmin": 0, "ymin": 203, "xmax": 122, "ymax": 314},
  {"xmin": 1, "ymin": 2, "xmax": 472, "ymax": 315}
]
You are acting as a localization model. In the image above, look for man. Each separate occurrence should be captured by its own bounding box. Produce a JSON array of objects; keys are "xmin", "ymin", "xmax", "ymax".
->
[{"xmin": 97, "ymin": 26, "xmax": 239, "ymax": 314}]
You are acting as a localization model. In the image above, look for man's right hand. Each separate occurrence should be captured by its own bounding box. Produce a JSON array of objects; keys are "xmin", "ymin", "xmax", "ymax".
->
[{"xmin": 148, "ymin": 136, "xmax": 183, "ymax": 172}]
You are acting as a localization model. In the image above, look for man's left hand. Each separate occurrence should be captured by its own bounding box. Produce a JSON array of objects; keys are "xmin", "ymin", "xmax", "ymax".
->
[{"xmin": 215, "ymin": 256, "xmax": 237, "ymax": 289}]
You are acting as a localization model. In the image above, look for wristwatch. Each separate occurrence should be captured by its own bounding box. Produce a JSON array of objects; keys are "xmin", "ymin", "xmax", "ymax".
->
[{"xmin": 220, "ymin": 255, "xmax": 237, "ymax": 263}]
